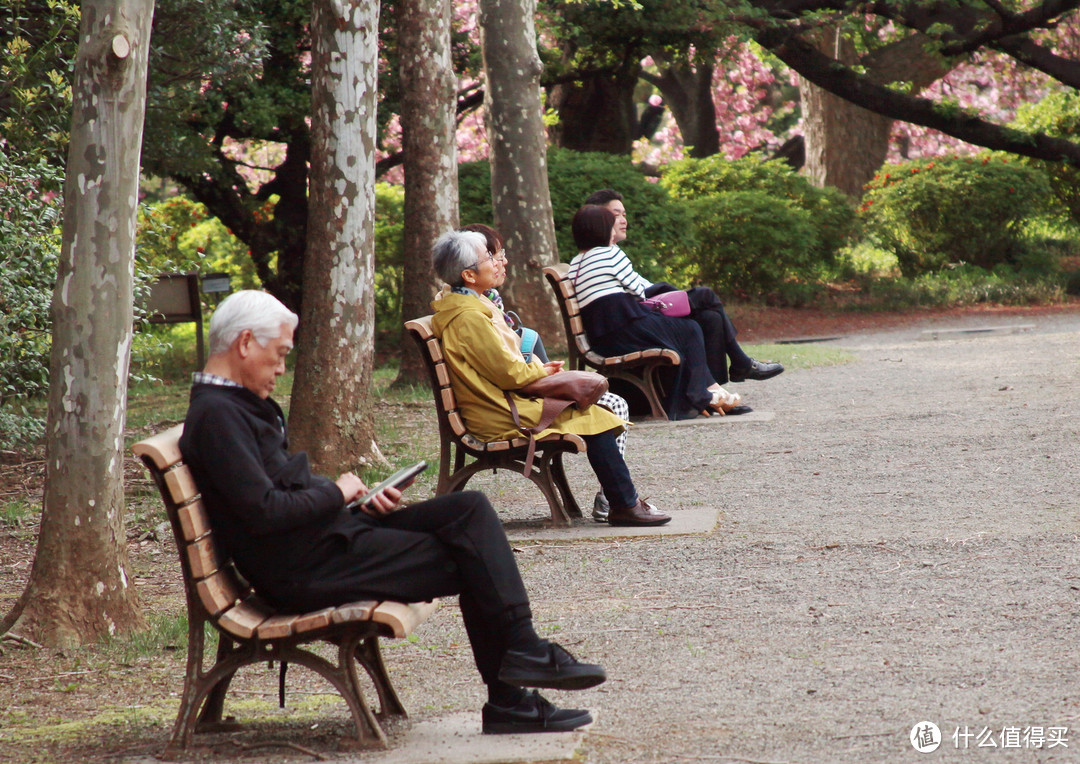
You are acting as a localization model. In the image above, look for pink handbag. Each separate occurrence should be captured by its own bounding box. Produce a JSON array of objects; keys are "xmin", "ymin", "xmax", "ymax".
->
[{"xmin": 641, "ymin": 290, "xmax": 691, "ymax": 317}]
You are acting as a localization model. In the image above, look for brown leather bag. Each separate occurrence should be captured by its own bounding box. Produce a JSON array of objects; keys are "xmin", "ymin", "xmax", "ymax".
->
[
  {"xmin": 504, "ymin": 371, "xmax": 609, "ymax": 475},
  {"xmin": 518, "ymin": 370, "xmax": 608, "ymax": 409}
]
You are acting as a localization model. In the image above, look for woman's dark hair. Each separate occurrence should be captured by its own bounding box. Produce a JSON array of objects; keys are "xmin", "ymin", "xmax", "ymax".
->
[
  {"xmin": 460, "ymin": 223, "xmax": 503, "ymax": 255},
  {"xmin": 572, "ymin": 205, "xmax": 616, "ymax": 251}
]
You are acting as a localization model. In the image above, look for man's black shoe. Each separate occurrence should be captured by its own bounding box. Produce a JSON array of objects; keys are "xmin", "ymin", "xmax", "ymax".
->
[
  {"xmin": 729, "ymin": 358, "xmax": 784, "ymax": 382},
  {"xmin": 482, "ymin": 690, "xmax": 593, "ymax": 734},
  {"xmin": 498, "ymin": 641, "xmax": 607, "ymax": 690}
]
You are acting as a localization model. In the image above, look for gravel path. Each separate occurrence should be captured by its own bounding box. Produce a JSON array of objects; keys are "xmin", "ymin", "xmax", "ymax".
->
[{"xmin": 366, "ymin": 312, "xmax": 1080, "ymax": 764}]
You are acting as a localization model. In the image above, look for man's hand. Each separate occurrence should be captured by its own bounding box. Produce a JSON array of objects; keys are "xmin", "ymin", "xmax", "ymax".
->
[
  {"xmin": 359, "ymin": 486, "xmax": 402, "ymax": 518},
  {"xmin": 543, "ymin": 360, "xmax": 564, "ymax": 375},
  {"xmin": 336, "ymin": 472, "xmax": 365, "ymax": 503}
]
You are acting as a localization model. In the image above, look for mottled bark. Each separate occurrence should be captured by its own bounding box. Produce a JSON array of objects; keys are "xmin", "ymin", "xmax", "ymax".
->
[
  {"xmin": 2, "ymin": 0, "xmax": 153, "ymax": 647},
  {"xmin": 288, "ymin": 0, "xmax": 381, "ymax": 475},
  {"xmin": 393, "ymin": 0, "xmax": 457, "ymax": 388},
  {"xmin": 800, "ymin": 30, "xmax": 951, "ymax": 198},
  {"xmin": 479, "ymin": 0, "xmax": 562, "ymax": 350}
]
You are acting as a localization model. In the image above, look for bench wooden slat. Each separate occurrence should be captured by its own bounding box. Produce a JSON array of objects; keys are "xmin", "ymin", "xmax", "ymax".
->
[
  {"xmin": 447, "ymin": 411, "xmax": 467, "ymax": 437},
  {"xmin": 435, "ymin": 363, "xmax": 450, "ymax": 387},
  {"xmin": 131, "ymin": 424, "xmax": 185, "ymax": 470},
  {"xmin": 217, "ymin": 600, "xmax": 270, "ymax": 640},
  {"xmin": 186, "ymin": 537, "xmax": 220, "ymax": 579},
  {"xmin": 426, "ymin": 338, "xmax": 443, "ymax": 363},
  {"xmin": 164, "ymin": 467, "xmax": 200, "ymax": 506},
  {"xmin": 569, "ymin": 315, "xmax": 585, "ymax": 336},
  {"xmin": 292, "ymin": 607, "xmax": 336, "ymax": 634},
  {"xmin": 195, "ymin": 570, "xmax": 243, "ymax": 617},
  {"xmin": 255, "ymin": 613, "xmax": 300, "ymax": 640},
  {"xmin": 439, "ymin": 388, "xmax": 455, "ymax": 412},
  {"xmin": 372, "ymin": 601, "xmax": 438, "ymax": 639},
  {"xmin": 176, "ymin": 500, "xmax": 212, "ymax": 542},
  {"xmin": 331, "ymin": 600, "xmax": 379, "ymax": 624}
]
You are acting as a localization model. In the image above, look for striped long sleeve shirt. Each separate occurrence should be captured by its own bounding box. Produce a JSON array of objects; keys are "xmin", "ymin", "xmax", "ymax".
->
[{"xmin": 568, "ymin": 245, "xmax": 652, "ymax": 309}]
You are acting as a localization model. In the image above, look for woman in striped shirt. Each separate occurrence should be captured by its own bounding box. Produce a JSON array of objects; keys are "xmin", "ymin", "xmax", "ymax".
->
[{"xmin": 568, "ymin": 205, "xmax": 740, "ymax": 419}]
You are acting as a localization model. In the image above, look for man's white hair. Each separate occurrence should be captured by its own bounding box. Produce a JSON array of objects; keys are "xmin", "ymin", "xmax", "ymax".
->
[{"xmin": 208, "ymin": 290, "xmax": 299, "ymax": 355}]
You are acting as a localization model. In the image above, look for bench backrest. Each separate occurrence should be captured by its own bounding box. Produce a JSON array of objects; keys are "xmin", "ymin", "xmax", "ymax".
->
[
  {"xmin": 405, "ymin": 316, "xmax": 473, "ymax": 444},
  {"xmin": 542, "ymin": 263, "xmax": 590, "ymax": 369},
  {"xmin": 132, "ymin": 425, "xmax": 250, "ymax": 624}
]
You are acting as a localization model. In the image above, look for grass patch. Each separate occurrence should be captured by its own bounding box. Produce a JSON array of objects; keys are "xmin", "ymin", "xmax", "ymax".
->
[
  {"xmin": 744, "ymin": 343, "xmax": 856, "ymax": 371},
  {"xmin": 99, "ymin": 613, "xmax": 195, "ymax": 664}
]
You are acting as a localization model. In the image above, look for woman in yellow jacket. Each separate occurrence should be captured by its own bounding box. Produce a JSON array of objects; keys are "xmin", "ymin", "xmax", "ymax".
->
[{"xmin": 430, "ymin": 230, "xmax": 669, "ymax": 527}]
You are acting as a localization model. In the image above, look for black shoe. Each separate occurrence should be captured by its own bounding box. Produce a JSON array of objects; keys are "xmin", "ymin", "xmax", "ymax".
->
[
  {"xmin": 729, "ymin": 358, "xmax": 784, "ymax": 382},
  {"xmin": 482, "ymin": 690, "xmax": 593, "ymax": 734},
  {"xmin": 498, "ymin": 641, "xmax": 607, "ymax": 690}
]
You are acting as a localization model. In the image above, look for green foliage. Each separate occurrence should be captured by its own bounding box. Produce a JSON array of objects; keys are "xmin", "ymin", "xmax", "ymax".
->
[
  {"xmin": 660, "ymin": 155, "xmax": 855, "ymax": 299},
  {"xmin": 459, "ymin": 148, "xmax": 693, "ymax": 281},
  {"xmin": 681, "ymin": 191, "xmax": 819, "ymax": 299},
  {"xmin": 861, "ymin": 263, "xmax": 1064, "ymax": 309},
  {"xmin": 859, "ymin": 156, "xmax": 1056, "ymax": 277},
  {"xmin": 1012, "ymin": 91, "xmax": 1080, "ymax": 225},
  {"xmin": 137, "ymin": 196, "xmax": 262, "ymax": 289},
  {"xmin": 0, "ymin": 0, "xmax": 80, "ymax": 168},
  {"xmin": 374, "ymin": 183, "xmax": 406, "ymax": 339},
  {"xmin": 0, "ymin": 152, "xmax": 62, "ymax": 421}
]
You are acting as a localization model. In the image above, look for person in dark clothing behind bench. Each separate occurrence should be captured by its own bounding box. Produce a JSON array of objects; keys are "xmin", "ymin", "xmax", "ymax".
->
[{"xmin": 178, "ymin": 290, "xmax": 606, "ymax": 735}]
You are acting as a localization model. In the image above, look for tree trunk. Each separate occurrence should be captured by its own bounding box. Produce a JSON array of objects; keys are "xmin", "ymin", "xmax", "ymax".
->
[
  {"xmin": 799, "ymin": 31, "xmax": 954, "ymax": 197},
  {"xmin": 288, "ymin": 0, "xmax": 381, "ymax": 475},
  {"xmin": 651, "ymin": 61, "xmax": 721, "ymax": 158},
  {"xmin": 2, "ymin": 0, "xmax": 152, "ymax": 647},
  {"xmin": 392, "ymin": 0, "xmax": 457, "ymax": 388},
  {"xmin": 479, "ymin": 0, "xmax": 562, "ymax": 349},
  {"xmin": 550, "ymin": 65, "xmax": 640, "ymax": 155}
]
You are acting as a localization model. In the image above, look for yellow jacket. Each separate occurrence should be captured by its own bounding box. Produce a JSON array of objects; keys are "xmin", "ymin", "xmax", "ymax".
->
[{"xmin": 430, "ymin": 290, "xmax": 625, "ymax": 442}]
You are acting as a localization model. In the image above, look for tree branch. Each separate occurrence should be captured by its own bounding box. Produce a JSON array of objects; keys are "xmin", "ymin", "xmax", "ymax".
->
[{"xmin": 761, "ymin": 33, "xmax": 1080, "ymax": 166}]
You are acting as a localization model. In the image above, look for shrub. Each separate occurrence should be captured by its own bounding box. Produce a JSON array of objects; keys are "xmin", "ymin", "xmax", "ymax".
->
[
  {"xmin": 0, "ymin": 152, "xmax": 62, "ymax": 442},
  {"xmin": 373, "ymin": 183, "xmax": 405, "ymax": 341},
  {"xmin": 680, "ymin": 192, "xmax": 819, "ymax": 299},
  {"xmin": 858, "ymin": 156, "xmax": 1054, "ymax": 278},
  {"xmin": 459, "ymin": 148, "xmax": 693, "ymax": 281},
  {"xmin": 659, "ymin": 155, "xmax": 855, "ymax": 298},
  {"xmin": 1012, "ymin": 91, "xmax": 1080, "ymax": 224}
]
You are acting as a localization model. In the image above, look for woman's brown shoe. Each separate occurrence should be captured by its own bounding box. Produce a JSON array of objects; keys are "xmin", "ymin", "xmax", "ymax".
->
[{"xmin": 607, "ymin": 499, "xmax": 671, "ymax": 527}]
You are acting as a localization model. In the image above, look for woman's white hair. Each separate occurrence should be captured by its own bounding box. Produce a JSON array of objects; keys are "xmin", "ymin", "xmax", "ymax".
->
[
  {"xmin": 208, "ymin": 290, "xmax": 299, "ymax": 355},
  {"xmin": 431, "ymin": 230, "xmax": 486, "ymax": 287}
]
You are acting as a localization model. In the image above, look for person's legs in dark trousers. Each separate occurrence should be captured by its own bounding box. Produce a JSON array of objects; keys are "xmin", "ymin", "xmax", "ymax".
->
[
  {"xmin": 684, "ymin": 287, "xmax": 751, "ymax": 385},
  {"xmin": 344, "ymin": 492, "xmax": 536, "ymax": 704},
  {"xmin": 583, "ymin": 429, "xmax": 637, "ymax": 510},
  {"xmin": 348, "ymin": 491, "xmax": 604, "ymax": 709}
]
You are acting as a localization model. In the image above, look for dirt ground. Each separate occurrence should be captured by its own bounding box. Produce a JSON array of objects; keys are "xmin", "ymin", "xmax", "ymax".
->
[{"xmin": 4, "ymin": 302, "xmax": 1080, "ymax": 763}]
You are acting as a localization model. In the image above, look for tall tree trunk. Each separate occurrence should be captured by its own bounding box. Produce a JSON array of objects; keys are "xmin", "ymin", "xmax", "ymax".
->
[
  {"xmin": 393, "ymin": 0, "xmax": 457, "ymax": 388},
  {"xmin": 2, "ymin": 0, "xmax": 153, "ymax": 647},
  {"xmin": 800, "ymin": 30, "xmax": 952, "ymax": 198},
  {"xmin": 479, "ymin": 0, "xmax": 562, "ymax": 349},
  {"xmin": 650, "ymin": 60, "xmax": 721, "ymax": 158},
  {"xmin": 288, "ymin": 0, "xmax": 381, "ymax": 475}
]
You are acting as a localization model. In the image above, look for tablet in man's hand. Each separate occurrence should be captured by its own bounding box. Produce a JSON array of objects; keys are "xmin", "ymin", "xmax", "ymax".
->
[{"xmin": 346, "ymin": 461, "xmax": 428, "ymax": 512}]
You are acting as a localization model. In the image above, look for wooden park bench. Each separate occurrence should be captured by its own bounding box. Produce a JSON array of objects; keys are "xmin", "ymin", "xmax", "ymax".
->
[
  {"xmin": 132, "ymin": 425, "xmax": 438, "ymax": 754},
  {"xmin": 543, "ymin": 262, "xmax": 679, "ymax": 419},
  {"xmin": 405, "ymin": 315, "xmax": 585, "ymax": 526}
]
